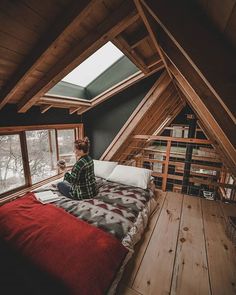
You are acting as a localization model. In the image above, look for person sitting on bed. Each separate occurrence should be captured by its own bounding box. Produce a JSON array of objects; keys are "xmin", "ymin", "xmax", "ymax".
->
[{"xmin": 57, "ymin": 137, "xmax": 98, "ymax": 199}]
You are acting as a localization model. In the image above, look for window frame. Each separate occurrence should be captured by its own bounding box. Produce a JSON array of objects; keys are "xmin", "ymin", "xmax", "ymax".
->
[{"xmin": 0, "ymin": 124, "xmax": 83, "ymax": 199}]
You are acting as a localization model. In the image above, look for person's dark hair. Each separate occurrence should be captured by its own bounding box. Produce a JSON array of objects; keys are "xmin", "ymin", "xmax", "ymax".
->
[{"xmin": 74, "ymin": 137, "xmax": 90, "ymax": 153}]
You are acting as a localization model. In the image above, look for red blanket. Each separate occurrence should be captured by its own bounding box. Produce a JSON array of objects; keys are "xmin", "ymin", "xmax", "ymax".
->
[{"xmin": 0, "ymin": 193, "xmax": 128, "ymax": 295}]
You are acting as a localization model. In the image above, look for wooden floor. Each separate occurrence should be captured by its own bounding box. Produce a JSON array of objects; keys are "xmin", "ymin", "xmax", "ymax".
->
[{"xmin": 116, "ymin": 191, "xmax": 236, "ymax": 295}]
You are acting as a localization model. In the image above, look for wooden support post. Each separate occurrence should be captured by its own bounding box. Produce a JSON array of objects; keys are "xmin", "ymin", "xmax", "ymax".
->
[
  {"xmin": 20, "ymin": 132, "xmax": 32, "ymax": 187},
  {"xmin": 162, "ymin": 140, "xmax": 171, "ymax": 191},
  {"xmin": 181, "ymin": 114, "xmax": 197, "ymax": 194}
]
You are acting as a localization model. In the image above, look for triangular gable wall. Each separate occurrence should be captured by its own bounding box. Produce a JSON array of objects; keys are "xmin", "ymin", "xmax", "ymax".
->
[{"xmin": 101, "ymin": 70, "xmax": 185, "ymax": 161}]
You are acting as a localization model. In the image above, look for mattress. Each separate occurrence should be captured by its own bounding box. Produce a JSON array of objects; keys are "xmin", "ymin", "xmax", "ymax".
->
[{"xmin": 0, "ymin": 178, "xmax": 158, "ymax": 294}]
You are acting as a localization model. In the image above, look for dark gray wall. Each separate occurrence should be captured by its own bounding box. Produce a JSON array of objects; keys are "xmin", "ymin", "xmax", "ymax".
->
[
  {"xmin": 0, "ymin": 104, "xmax": 81, "ymax": 127},
  {"xmin": 84, "ymin": 71, "xmax": 162, "ymax": 159}
]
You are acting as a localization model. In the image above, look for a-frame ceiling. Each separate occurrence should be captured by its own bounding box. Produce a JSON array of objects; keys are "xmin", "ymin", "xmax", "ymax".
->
[{"xmin": 0, "ymin": 0, "xmax": 235, "ymax": 174}]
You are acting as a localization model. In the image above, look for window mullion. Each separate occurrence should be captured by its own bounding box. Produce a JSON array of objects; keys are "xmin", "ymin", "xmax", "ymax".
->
[{"xmin": 20, "ymin": 131, "xmax": 32, "ymax": 187}]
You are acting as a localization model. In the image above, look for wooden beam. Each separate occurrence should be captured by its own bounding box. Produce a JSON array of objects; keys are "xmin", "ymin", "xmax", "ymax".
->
[
  {"xmin": 69, "ymin": 107, "xmax": 82, "ymax": 115},
  {"xmin": 17, "ymin": 2, "xmax": 139, "ymax": 113},
  {"xmin": 0, "ymin": 0, "xmax": 100, "ymax": 110},
  {"xmin": 39, "ymin": 96, "xmax": 91, "ymax": 107},
  {"xmin": 42, "ymin": 93, "xmax": 90, "ymax": 103},
  {"xmin": 134, "ymin": 0, "xmax": 186, "ymax": 106},
  {"xmin": 113, "ymin": 35, "xmax": 149, "ymax": 73},
  {"xmin": 40, "ymin": 104, "xmax": 52, "ymax": 114},
  {"xmin": 133, "ymin": 135, "xmax": 212, "ymax": 144},
  {"xmin": 141, "ymin": 0, "xmax": 236, "ymax": 122},
  {"xmin": 77, "ymin": 106, "xmax": 89, "ymax": 115},
  {"xmin": 170, "ymin": 64, "xmax": 236, "ymax": 175},
  {"xmin": 134, "ymin": 0, "xmax": 173, "ymax": 79},
  {"xmin": 162, "ymin": 140, "xmax": 171, "ymax": 191},
  {"xmin": 0, "ymin": 123, "xmax": 83, "ymax": 134}
]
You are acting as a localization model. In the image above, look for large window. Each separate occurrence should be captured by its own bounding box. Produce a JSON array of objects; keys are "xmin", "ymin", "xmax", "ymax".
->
[
  {"xmin": 57, "ymin": 129, "xmax": 76, "ymax": 165},
  {"xmin": 0, "ymin": 134, "xmax": 25, "ymax": 194},
  {"xmin": 26, "ymin": 130, "xmax": 57, "ymax": 184},
  {"xmin": 0, "ymin": 124, "xmax": 83, "ymax": 197}
]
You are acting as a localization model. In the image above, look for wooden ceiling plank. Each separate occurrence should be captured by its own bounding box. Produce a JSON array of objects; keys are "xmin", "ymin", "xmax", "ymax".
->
[
  {"xmin": 17, "ymin": 2, "xmax": 138, "ymax": 113},
  {"xmin": 0, "ymin": 0, "xmax": 101, "ymax": 110}
]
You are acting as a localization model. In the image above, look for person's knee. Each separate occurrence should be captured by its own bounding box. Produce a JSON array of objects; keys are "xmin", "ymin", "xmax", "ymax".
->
[{"xmin": 57, "ymin": 181, "xmax": 65, "ymax": 193}]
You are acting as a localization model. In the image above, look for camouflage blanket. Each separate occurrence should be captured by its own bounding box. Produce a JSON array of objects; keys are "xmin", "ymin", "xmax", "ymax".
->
[{"xmin": 53, "ymin": 179, "xmax": 153, "ymax": 242}]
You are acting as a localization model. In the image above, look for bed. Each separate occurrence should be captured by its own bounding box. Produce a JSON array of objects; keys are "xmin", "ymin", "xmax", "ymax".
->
[{"xmin": 0, "ymin": 165, "xmax": 158, "ymax": 295}]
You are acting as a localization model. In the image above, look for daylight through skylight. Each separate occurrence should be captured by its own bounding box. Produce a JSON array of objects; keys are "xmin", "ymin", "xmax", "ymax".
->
[{"xmin": 62, "ymin": 42, "xmax": 124, "ymax": 87}]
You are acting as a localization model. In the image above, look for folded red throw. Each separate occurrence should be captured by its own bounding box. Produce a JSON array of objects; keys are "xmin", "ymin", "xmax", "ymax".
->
[{"xmin": 0, "ymin": 193, "xmax": 128, "ymax": 295}]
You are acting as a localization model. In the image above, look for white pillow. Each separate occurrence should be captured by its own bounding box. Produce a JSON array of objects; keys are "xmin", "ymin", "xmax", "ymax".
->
[
  {"xmin": 107, "ymin": 165, "xmax": 152, "ymax": 189},
  {"xmin": 93, "ymin": 160, "xmax": 118, "ymax": 179}
]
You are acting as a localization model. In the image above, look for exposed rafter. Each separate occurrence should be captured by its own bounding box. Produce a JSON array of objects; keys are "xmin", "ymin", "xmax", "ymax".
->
[
  {"xmin": 134, "ymin": 0, "xmax": 185, "ymax": 105},
  {"xmin": 141, "ymin": 0, "xmax": 236, "ymax": 122},
  {"xmin": 0, "ymin": 0, "xmax": 101, "ymax": 110},
  {"xmin": 17, "ymin": 1, "xmax": 139, "ymax": 113},
  {"xmin": 113, "ymin": 35, "xmax": 149, "ymax": 73},
  {"xmin": 134, "ymin": 0, "xmax": 173, "ymax": 79},
  {"xmin": 40, "ymin": 104, "xmax": 52, "ymax": 114}
]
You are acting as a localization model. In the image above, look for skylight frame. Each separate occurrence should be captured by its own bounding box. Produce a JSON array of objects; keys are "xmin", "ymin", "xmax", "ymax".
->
[{"xmin": 61, "ymin": 42, "xmax": 124, "ymax": 87}]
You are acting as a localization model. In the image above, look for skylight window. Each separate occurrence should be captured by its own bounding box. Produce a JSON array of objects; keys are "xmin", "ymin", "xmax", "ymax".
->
[{"xmin": 62, "ymin": 42, "xmax": 124, "ymax": 87}]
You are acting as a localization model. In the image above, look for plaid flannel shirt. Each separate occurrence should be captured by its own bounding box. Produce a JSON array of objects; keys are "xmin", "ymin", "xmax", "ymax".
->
[{"xmin": 64, "ymin": 155, "xmax": 97, "ymax": 200}]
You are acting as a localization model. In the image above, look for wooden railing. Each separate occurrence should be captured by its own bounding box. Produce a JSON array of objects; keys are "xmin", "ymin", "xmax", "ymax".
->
[{"xmin": 121, "ymin": 135, "xmax": 235, "ymax": 200}]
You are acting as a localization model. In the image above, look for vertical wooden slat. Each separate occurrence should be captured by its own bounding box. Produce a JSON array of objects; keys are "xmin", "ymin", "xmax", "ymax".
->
[
  {"xmin": 20, "ymin": 131, "xmax": 32, "ymax": 187},
  {"xmin": 79, "ymin": 124, "xmax": 84, "ymax": 139},
  {"xmin": 162, "ymin": 139, "xmax": 171, "ymax": 191},
  {"xmin": 48, "ymin": 129, "xmax": 55, "ymax": 170},
  {"xmin": 55, "ymin": 129, "xmax": 59, "ymax": 160}
]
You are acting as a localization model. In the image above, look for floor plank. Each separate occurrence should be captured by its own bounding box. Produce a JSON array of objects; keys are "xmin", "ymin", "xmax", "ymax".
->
[
  {"xmin": 202, "ymin": 199, "xmax": 236, "ymax": 295},
  {"xmin": 132, "ymin": 192, "xmax": 183, "ymax": 295},
  {"xmin": 117, "ymin": 194, "xmax": 236, "ymax": 295},
  {"xmin": 171, "ymin": 195, "xmax": 211, "ymax": 295},
  {"xmin": 117, "ymin": 190, "xmax": 166, "ymax": 294}
]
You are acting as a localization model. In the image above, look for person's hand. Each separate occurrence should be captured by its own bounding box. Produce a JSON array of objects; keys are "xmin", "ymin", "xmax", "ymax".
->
[{"xmin": 57, "ymin": 160, "xmax": 66, "ymax": 170}]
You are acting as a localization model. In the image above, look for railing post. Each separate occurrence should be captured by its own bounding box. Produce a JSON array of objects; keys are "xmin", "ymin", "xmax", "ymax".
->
[{"xmin": 162, "ymin": 140, "xmax": 171, "ymax": 191}]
